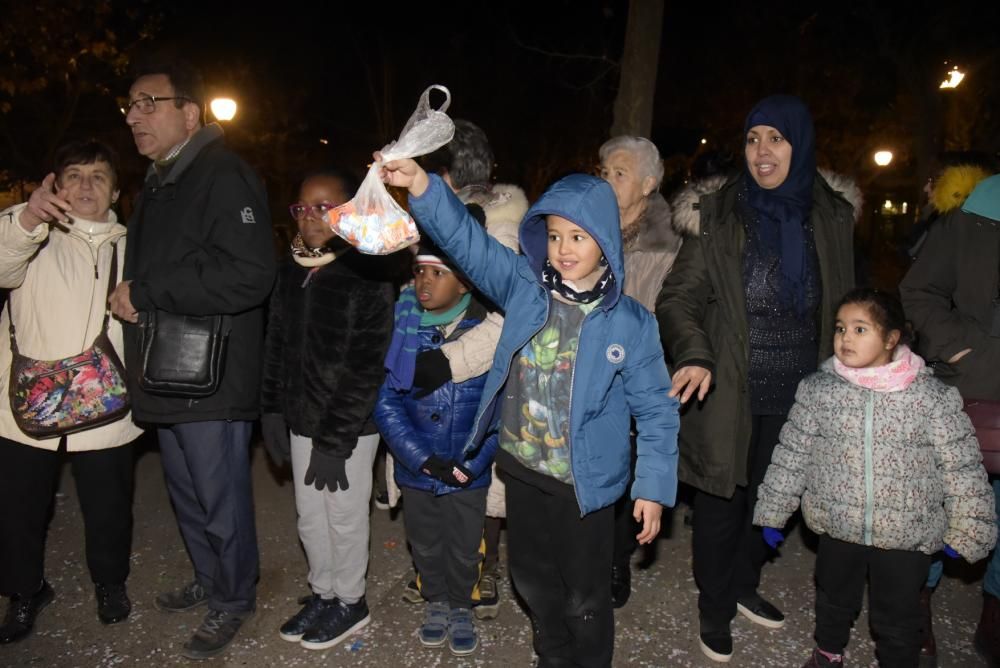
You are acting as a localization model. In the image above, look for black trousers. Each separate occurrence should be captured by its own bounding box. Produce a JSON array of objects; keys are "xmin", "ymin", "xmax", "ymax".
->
[
  {"xmin": 402, "ymin": 486, "xmax": 487, "ymax": 608},
  {"xmin": 692, "ymin": 413, "xmax": 785, "ymax": 627},
  {"xmin": 0, "ymin": 435, "xmax": 134, "ymax": 596},
  {"xmin": 815, "ymin": 535, "xmax": 930, "ymax": 668},
  {"xmin": 158, "ymin": 420, "xmax": 258, "ymax": 612},
  {"xmin": 506, "ymin": 474, "xmax": 615, "ymax": 668}
]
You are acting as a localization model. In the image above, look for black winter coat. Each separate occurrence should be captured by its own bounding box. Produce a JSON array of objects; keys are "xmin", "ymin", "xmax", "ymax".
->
[
  {"xmin": 656, "ymin": 174, "xmax": 855, "ymax": 498},
  {"xmin": 260, "ymin": 251, "xmax": 399, "ymax": 457},
  {"xmin": 123, "ymin": 125, "xmax": 277, "ymax": 424}
]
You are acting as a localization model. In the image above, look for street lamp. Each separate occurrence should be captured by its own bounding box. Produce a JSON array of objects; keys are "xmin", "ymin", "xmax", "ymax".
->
[
  {"xmin": 939, "ymin": 66, "xmax": 965, "ymax": 90},
  {"xmin": 873, "ymin": 150, "xmax": 893, "ymax": 167},
  {"xmin": 210, "ymin": 97, "xmax": 238, "ymax": 121}
]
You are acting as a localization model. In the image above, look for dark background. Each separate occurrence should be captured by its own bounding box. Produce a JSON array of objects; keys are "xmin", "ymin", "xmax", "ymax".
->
[{"xmin": 2, "ymin": 0, "xmax": 998, "ymax": 286}]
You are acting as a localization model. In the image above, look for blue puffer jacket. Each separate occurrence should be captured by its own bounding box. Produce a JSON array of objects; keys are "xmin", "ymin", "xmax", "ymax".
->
[
  {"xmin": 409, "ymin": 174, "xmax": 680, "ymax": 515},
  {"xmin": 374, "ymin": 300, "xmax": 494, "ymax": 495}
]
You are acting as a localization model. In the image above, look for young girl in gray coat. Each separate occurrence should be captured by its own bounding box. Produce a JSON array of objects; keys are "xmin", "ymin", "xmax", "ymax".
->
[{"xmin": 754, "ymin": 288, "xmax": 996, "ymax": 668}]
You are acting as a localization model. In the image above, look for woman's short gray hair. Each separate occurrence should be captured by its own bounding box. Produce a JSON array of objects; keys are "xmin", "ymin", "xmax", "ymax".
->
[{"xmin": 599, "ymin": 136, "xmax": 664, "ymax": 190}]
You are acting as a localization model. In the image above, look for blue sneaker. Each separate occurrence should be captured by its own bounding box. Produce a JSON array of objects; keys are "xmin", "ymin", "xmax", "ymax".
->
[
  {"xmin": 447, "ymin": 607, "xmax": 479, "ymax": 656},
  {"xmin": 419, "ymin": 601, "xmax": 449, "ymax": 647}
]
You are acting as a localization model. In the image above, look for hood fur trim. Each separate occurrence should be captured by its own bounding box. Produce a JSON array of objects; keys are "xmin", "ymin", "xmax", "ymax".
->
[
  {"xmin": 670, "ymin": 171, "xmax": 862, "ymax": 236},
  {"xmin": 818, "ymin": 168, "xmax": 863, "ymax": 221},
  {"xmin": 669, "ymin": 174, "xmax": 730, "ymax": 236},
  {"xmin": 933, "ymin": 165, "xmax": 990, "ymax": 213},
  {"xmin": 625, "ymin": 192, "xmax": 680, "ymax": 253}
]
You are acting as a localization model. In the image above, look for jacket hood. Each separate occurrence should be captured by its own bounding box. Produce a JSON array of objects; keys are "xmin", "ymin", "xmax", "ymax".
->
[
  {"xmin": 670, "ymin": 174, "xmax": 731, "ymax": 236},
  {"xmin": 519, "ymin": 174, "xmax": 623, "ymax": 307},
  {"xmin": 961, "ymin": 173, "xmax": 1000, "ymax": 222},
  {"xmin": 670, "ymin": 170, "xmax": 862, "ymax": 236}
]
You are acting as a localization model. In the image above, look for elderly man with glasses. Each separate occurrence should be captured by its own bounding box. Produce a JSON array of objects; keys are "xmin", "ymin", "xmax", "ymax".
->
[{"xmin": 109, "ymin": 56, "xmax": 276, "ymax": 660}]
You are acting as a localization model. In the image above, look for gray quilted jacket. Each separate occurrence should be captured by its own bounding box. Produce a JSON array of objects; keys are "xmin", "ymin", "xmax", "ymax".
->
[{"xmin": 754, "ymin": 359, "xmax": 997, "ymax": 562}]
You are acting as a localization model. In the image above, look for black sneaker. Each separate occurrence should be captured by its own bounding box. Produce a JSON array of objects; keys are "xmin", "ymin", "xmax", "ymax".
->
[
  {"xmin": 374, "ymin": 491, "xmax": 390, "ymax": 510},
  {"xmin": 278, "ymin": 594, "xmax": 335, "ymax": 642},
  {"xmin": 181, "ymin": 608, "xmax": 255, "ymax": 660},
  {"xmin": 300, "ymin": 597, "xmax": 370, "ymax": 650},
  {"xmin": 737, "ymin": 594, "xmax": 785, "ymax": 629},
  {"xmin": 698, "ymin": 626, "xmax": 733, "ymax": 663},
  {"xmin": 95, "ymin": 583, "xmax": 131, "ymax": 624},
  {"xmin": 611, "ymin": 560, "xmax": 631, "ymax": 609},
  {"xmin": 0, "ymin": 581, "xmax": 54, "ymax": 644},
  {"xmin": 155, "ymin": 581, "xmax": 209, "ymax": 613}
]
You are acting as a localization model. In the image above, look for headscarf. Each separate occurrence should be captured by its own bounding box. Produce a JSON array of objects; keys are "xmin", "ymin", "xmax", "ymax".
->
[{"xmin": 742, "ymin": 94, "xmax": 816, "ymax": 314}]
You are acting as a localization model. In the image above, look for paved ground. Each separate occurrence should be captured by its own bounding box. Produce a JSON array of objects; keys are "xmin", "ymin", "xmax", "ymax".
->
[{"xmin": 3, "ymin": 433, "xmax": 991, "ymax": 667}]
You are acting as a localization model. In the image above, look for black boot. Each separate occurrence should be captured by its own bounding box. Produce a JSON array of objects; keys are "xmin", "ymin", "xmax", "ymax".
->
[
  {"xmin": 0, "ymin": 581, "xmax": 54, "ymax": 644},
  {"xmin": 611, "ymin": 560, "xmax": 631, "ymax": 609},
  {"xmin": 975, "ymin": 592, "xmax": 1000, "ymax": 667},
  {"xmin": 95, "ymin": 583, "xmax": 131, "ymax": 624}
]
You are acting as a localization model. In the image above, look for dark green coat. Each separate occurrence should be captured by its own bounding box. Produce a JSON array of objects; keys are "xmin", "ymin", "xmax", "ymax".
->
[{"xmin": 655, "ymin": 175, "xmax": 855, "ymax": 498}]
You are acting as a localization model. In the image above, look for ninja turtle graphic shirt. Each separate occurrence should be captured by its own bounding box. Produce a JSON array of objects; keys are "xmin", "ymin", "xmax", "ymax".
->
[{"xmin": 499, "ymin": 298, "xmax": 600, "ymax": 486}]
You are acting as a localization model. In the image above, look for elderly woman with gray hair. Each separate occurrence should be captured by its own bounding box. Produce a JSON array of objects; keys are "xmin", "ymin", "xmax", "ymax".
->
[
  {"xmin": 599, "ymin": 136, "xmax": 682, "ymax": 312},
  {"xmin": 599, "ymin": 135, "xmax": 683, "ymax": 608}
]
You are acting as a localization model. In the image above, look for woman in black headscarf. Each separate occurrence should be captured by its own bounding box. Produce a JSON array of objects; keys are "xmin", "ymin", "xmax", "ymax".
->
[{"xmin": 657, "ymin": 95, "xmax": 856, "ymax": 663}]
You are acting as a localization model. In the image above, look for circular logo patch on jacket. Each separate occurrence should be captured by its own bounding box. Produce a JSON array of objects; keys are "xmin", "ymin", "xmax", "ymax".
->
[{"xmin": 606, "ymin": 344, "xmax": 625, "ymax": 364}]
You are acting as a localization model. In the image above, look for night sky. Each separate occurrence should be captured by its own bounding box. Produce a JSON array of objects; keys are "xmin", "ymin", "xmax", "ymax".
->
[{"xmin": 3, "ymin": 0, "xmax": 998, "ymax": 230}]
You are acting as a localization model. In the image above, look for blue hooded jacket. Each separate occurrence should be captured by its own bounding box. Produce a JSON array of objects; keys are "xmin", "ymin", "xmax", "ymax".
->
[{"xmin": 409, "ymin": 173, "xmax": 679, "ymax": 515}]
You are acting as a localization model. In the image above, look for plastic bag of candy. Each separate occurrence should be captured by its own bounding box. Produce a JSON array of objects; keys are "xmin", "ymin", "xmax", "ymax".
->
[{"xmin": 329, "ymin": 85, "xmax": 455, "ymax": 254}]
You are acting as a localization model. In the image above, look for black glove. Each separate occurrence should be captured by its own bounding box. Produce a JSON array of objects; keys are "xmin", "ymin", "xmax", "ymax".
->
[
  {"xmin": 260, "ymin": 413, "xmax": 291, "ymax": 466},
  {"xmin": 304, "ymin": 448, "xmax": 350, "ymax": 492},
  {"xmin": 420, "ymin": 455, "xmax": 473, "ymax": 488},
  {"xmin": 412, "ymin": 348, "xmax": 452, "ymax": 398}
]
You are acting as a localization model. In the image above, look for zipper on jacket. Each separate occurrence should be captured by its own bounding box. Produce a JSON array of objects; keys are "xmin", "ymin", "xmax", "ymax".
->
[
  {"xmin": 566, "ymin": 304, "xmax": 604, "ymax": 516},
  {"xmin": 863, "ymin": 390, "xmax": 875, "ymax": 546},
  {"xmin": 464, "ymin": 284, "xmax": 551, "ymax": 460}
]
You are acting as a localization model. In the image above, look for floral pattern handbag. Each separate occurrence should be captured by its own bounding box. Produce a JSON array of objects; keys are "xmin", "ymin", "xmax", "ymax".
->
[{"xmin": 7, "ymin": 242, "xmax": 130, "ymax": 438}]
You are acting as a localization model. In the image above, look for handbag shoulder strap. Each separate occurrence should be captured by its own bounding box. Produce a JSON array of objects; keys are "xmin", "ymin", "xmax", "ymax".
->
[
  {"xmin": 101, "ymin": 241, "xmax": 120, "ymax": 333},
  {"xmin": 7, "ymin": 239, "xmax": 121, "ymax": 353}
]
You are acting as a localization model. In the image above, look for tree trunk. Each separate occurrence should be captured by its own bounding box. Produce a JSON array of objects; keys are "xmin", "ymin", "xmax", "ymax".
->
[{"xmin": 610, "ymin": 0, "xmax": 664, "ymax": 138}]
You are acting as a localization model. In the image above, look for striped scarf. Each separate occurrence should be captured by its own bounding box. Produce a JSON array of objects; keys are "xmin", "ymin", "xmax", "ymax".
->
[{"xmin": 384, "ymin": 288, "xmax": 471, "ymax": 391}]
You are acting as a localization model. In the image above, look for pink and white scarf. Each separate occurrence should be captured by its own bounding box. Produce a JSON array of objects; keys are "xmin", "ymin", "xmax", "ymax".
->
[{"xmin": 833, "ymin": 344, "xmax": 925, "ymax": 392}]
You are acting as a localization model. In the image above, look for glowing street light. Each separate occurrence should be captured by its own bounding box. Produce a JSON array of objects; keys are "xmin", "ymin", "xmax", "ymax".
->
[
  {"xmin": 873, "ymin": 150, "xmax": 893, "ymax": 167},
  {"xmin": 210, "ymin": 97, "xmax": 238, "ymax": 121},
  {"xmin": 939, "ymin": 66, "xmax": 965, "ymax": 89}
]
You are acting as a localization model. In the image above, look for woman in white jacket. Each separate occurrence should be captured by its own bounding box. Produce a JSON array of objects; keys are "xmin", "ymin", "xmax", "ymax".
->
[{"xmin": 0, "ymin": 140, "xmax": 143, "ymax": 644}]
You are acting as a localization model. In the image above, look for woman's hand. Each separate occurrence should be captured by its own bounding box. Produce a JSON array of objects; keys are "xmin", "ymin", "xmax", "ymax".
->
[
  {"xmin": 633, "ymin": 499, "xmax": 663, "ymax": 545},
  {"xmin": 21, "ymin": 173, "xmax": 71, "ymax": 231},
  {"xmin": 668, "ymin": 365, "xmax": 712, "ymax": 403},
  {"xmin": 376, "ymin": 153, "xmax": 429, "ymax": 197},
  {"xmin": 948, "ymin": 348, "xmax": 972, "ymax": 364}
]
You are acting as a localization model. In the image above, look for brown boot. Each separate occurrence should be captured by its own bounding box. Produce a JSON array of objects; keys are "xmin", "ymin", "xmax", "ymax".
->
[
  {"xmin": 975, "ymin": 592, "xmax": 1000, "ymax": 667},
  {"xmin": 918, "ymin": 586, "xmax": 937, "ymax": 667}
]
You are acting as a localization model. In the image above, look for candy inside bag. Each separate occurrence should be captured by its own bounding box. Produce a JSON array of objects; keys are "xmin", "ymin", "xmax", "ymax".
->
[{"xmin": 328, "ymin": 85, "xmax": 454, "ymax": 255}]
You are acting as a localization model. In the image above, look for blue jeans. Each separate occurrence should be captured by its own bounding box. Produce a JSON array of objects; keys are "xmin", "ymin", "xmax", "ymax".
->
[{"xmin": 985, "ymin": 479, "xmax": 1000, "ymax": 598}]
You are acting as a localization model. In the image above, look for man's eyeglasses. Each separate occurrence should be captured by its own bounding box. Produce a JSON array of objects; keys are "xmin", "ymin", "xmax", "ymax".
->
[
  {"xmin": 289, "ymin": 202, "xmax": 340, "ymax": 220},
  {"xmin": 123, "ymin": 96, "xmax": 192, "ymax": 115}
]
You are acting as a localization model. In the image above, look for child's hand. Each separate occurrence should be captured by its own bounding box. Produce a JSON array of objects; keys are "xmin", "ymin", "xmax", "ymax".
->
[
  {"xmin": 376, "ymin": 153, "xmax": 429, "ymax": 197},
  {"xmin": 763, "ymin": 527, "xmax": 785, "ymax": 549},
  {"xmin": 633, "ymin": 499, "xmax": 663, "ymax": 545},
  {"xmin": 668, "ymin": 365, "xmax": 712, "ymax": 403}
]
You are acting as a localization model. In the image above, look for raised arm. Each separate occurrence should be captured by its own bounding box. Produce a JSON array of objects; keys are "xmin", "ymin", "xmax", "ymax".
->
[{"xmin": 381, "ymin": 158, "xmax": 527, "ymax": 309}]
